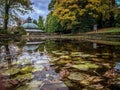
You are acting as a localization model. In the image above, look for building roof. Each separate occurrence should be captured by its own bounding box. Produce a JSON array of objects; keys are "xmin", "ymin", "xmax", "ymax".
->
[
  {"xmin": 21, "ymin": 17, "xmax": 39, "ymax": 29},
  {"xmin": 21, "ymin": 22, "xmax": 39, "ymax": 29}
]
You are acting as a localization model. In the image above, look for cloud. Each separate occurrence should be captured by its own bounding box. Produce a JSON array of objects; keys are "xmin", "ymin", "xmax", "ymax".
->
[{"xmin": 20, "ymin": 0, "xmax": 50, "ymax": 20}]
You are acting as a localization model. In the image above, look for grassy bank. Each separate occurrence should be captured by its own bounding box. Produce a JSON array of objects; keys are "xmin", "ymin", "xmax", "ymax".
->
[{"xmin": 86, "ymin": 28, "xmax": 120, "ymax": 34}]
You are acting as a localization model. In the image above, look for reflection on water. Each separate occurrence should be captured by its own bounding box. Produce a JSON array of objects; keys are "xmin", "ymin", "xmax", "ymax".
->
[
  {"xmin": 0, "ymin": 41, "xmax": 68, "ymax": 90},
  {"xmin": 0, "ymin": 39, "xmax": 120, "ymax": 90},
  {"xmin": 0, "ymin": 46, "xmax": 6, "ymax": 62}
]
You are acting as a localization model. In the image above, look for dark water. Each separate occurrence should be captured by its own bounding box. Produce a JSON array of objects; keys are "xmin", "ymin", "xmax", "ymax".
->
[{"xmin": 0, "ymin": 39, "xmax": 120, "ymax": 90}]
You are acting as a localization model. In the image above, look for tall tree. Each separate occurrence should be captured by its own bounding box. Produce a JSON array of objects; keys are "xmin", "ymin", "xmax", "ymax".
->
[
  {"xmin": 45, "ymin": 12, "xmax": 62, "ymax": 33},
  {"xmin": 48, "ymin": 0, "xmax": 120, "ymax": 33},
  {"xmin": 33, "ymin": 19, "xmax": 38, "ymax": 25},
  {"xmin": 0, "ymin": 0, "xmax": 32, "ymax": 30},
  {"xmin": 48, "ymin": 0, "xmax": 56, "ymax": 10},
  {"xmin": 53, "ymin": 0, "xmax": 81, "ymax": 32},
  {"xmin": 37, "ymin": 16, "xmax": 44, "ymax": 30},
  {"xmin": 83, "ymin": 0, "xmax": 119, "ymax": 27}
]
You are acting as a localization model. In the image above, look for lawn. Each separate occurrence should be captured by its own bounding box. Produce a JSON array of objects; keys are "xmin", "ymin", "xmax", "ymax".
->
[{"xmin": 86, "ymin": 28, "xmax": 120, "ymax": 34}]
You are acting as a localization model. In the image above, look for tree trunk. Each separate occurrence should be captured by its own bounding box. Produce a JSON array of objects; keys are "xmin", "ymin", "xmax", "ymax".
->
[
  {"xmin": 109, "ymin": 0, "xmax": 115, "ymax": 27},
  {"xmin": 4, "ymin": 3, "xmax": 10, "ymax": 30}
]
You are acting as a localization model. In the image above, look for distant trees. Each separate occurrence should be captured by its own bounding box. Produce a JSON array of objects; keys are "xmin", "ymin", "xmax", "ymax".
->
[
  {"xmin": 45, "ymin": 0, "xmax": 120, "ymax": 33},
  {"xmin": 45, "ymin": 13, "xmax": 62, "ymax": 33},
  {"xmin": 37, "ymin": 16, "xmax": 44, "ymax": 30},
  {"xmin": 0, "ymin": 0, "xmax": 32, "ymax": 30},
  {"xmin": 33, "ymin": 16, "xmax": 45, "ymax": 30}
]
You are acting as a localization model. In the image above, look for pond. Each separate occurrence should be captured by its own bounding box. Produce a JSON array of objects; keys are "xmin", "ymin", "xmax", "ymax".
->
[{"xmin": 0, "ymin": 39, "xmax": 120, "ymax": 90}]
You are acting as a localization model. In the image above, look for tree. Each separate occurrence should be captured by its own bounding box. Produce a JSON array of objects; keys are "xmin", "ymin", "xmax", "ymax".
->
[
  {"xmin": 37, "ymin": 16, "xmax": 44, "ymax": 30},
  {"xmin": 48, "ymin": 0, "xmax": 120, "ymax": 33},
  {"xmin": 33, "ymin": 19, "xmax": 38, "ymax": 25},
  {"xmin": 83, "ymin": 0, "xmax": 119, "ymax": 28},
  {"xmin": 0, "ymin": 0, "xmax": 32, "ymax": 30},
  {"xmin": 45, "ymin": 12, "xmax": 62, "ymax": 33},
  {"xmin": 53, "ymin": 0, "xmax": 81, "ymax": 32},
  {"xmin": 48, "ymin": 0, "xmax": 56, "ymax": 10}
]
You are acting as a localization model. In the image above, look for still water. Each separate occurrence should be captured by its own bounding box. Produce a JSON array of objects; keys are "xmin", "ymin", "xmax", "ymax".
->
[{"xmin": 0, "ymin": 39, "xmax": 120, "ymax": 90}]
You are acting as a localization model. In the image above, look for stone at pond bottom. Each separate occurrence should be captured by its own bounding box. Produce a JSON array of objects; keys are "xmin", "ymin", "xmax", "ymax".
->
[
  {"xmin": 68, "ymin": 72, "xmax": 89, "ymax": 81},
  {"xmin": 40, "ymin": 80, "xmax": 68, "ymax": 90},
  {"xmin": 59, "ymin": 69, "xmax": 70, "ymax": 78}
]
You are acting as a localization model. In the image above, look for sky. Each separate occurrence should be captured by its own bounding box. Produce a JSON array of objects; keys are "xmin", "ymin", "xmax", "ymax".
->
[
  {"xmin": 117, "ymin": 0, "xmax": 120, "ymax": 4},
  {"xmin": 20, "ymin": 0, "xmax": 51, "ymax": 20}
]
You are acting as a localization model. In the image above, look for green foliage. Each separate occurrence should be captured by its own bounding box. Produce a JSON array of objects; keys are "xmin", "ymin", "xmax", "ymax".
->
[
  {"xmin": 48, "ymin": 0, "xmax": 120, "ymax": 33},
  {"xmin": 37, "ymin": 16, "xmax": 45, "ymax": 30},
  {"xmin": 79, "ymin": 15, "xmax": 96, "ymax": 32},
  {"xmin": 115, "ymin": 15, "xmax": 120, "ymax": 27},
  {"xmin": 33, "ymin": 19, "xmax": 38, "ymax": 25},
  {"xmin": 45, "ymin": 13, "xmax": 62, "ymax": 33},
  {"xmin": 48, "ymin": 0, "xmax": 56, "ymax": 10},
  {"xmin": 53, "ymin": 0, "xmax": 81, "ymax": 31}
]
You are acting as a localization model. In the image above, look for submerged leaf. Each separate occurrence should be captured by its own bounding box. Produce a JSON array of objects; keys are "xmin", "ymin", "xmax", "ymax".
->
[
  {"xmin": 15, "ymin": 73, "xmax": 34, "ymax": 81},
  {"xmin": 71, "ymin": 62, "xmax": 99, "ymax": 71},
  {"xmin": 3, "ymin": 68, "xmax": 20, "ymax": 76},
  {"xmin": 68, "ymin": 72, "xmax": 89, "ymax": 81},
  {"xmin": 21, "ymin": 66, "xmax": 33, "ymax": 74},
  {"xmin": 72, "ymin": 65, "xmax": 89, "ymax": 71}
]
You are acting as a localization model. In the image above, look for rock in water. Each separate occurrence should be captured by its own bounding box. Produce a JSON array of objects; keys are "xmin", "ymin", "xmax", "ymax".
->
[{"xmin": 40, "ymin": 81, "xmax": 68, "ymax": 90}]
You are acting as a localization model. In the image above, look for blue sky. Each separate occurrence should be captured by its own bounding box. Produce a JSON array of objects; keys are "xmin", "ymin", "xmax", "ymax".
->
[
  {"xmin": 20, "ymin": 0, "xmax": 50, "ymax": 20},
  {"xmin": 117, "ymin": 0, "xmax": 120, "ymax": 4}
]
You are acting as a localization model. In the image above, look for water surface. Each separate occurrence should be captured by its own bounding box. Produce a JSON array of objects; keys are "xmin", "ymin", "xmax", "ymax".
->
[{"xmin": 0, "ymin": 39, "xmax": 120, "ymax": 90}]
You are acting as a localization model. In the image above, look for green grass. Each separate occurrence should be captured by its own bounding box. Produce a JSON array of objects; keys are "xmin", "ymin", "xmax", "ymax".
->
[{"xmin": 86, "ymin": 28, "xmax": 120, "ymax": 34}]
